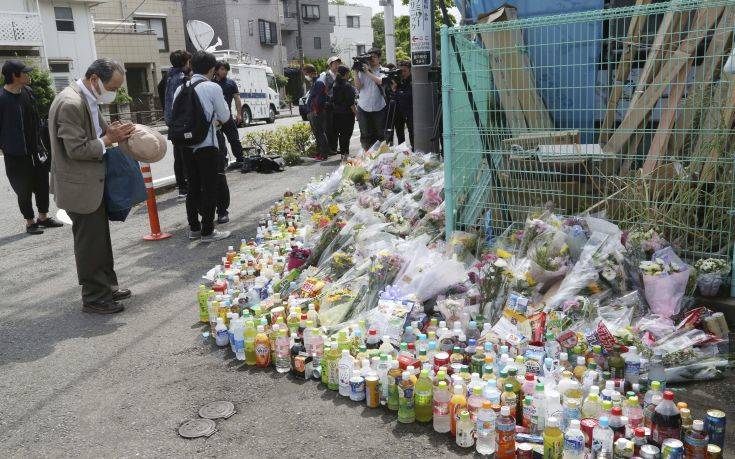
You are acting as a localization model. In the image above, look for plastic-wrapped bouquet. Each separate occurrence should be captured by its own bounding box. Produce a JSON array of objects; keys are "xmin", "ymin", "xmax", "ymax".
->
[
  {"xmin": 527, "ymin": 229, "xmax": 570, "ymax": 288},
  {"xmin": 640, "ymin": 257, "xmax": 690, "ymax": 318},
  {"xmin": 593, "ymin": 247, "xmax": 628, "ymax": 294},
  {"xmin": 694, "ymin": 258, "xmax": 730, "ymax": 297}
]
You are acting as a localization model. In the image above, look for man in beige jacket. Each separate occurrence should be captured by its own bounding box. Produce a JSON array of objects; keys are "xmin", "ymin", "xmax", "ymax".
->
[{"xmin": 48, "ymin": 58, "xmax": 135, "ymax": 314}]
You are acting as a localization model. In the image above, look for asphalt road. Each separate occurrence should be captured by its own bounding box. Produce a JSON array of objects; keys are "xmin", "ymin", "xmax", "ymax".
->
[{"xmin": 0, "ymin": 126, "xmax": 733, "ymax": 456}]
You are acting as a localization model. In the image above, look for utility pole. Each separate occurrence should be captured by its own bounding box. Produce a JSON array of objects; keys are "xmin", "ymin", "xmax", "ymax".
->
[
  {"xmin": 380, "ymin": 0, "xmax": 396, "ymax": 63},
  {"xmin": 409, "ymin": 0, "xmax": 437, "ymax": 153},
  {"xmin": 295, "ymin": 0, "xmax": 306, "ymax": 92}
]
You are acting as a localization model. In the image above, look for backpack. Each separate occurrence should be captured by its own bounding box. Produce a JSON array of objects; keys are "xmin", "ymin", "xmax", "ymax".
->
[{"xmin": 168, "ymin": 80, "xmax": 211, "ymax": 146}]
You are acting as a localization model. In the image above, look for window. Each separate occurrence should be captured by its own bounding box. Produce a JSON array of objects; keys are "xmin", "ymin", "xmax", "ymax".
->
[
  {"xmin": 49, "ymin": 61, "xmax": 71, "ymax": 91},
  {"xmin": 267, "ymin": 74, "xmax": 277, "ymax": 92},
  {"xmin": 347, "ymin": 15, "xmax": 360, "ymax": 28},
  {"xmin": 135, "ymin": 17, "xmax": 168, "ymax": 51},
  {"xmin": 329, "ymin": 16, "xmax": 335, "ymax": 23},
  {"xmin": 49, "ymin": 62, "xmax": 70, "ymax": 73},
  {"xmin": 314, "ymin": 36, "xmax": 321, "ymax": 49},
  {"xmin": 248, "ymin": 20, "xmax": 254, "ymax": 36},
  {"xmin": 54, "ymin": 7, "xmax": 74, "ymax": 31},
  {"xmin": 301, "ymin": 4, "xmax": 319, "ymax": 20},
  {"xmin": 259, "ymin": 19, "xmax": 278, "ymax": 45},
  {"xmin": 356, "ymin": 44, "xmax": 366, "ymax": 55},
  {"xmin": 233, "ymin": 18, "xmax": 242, "ymax": 49}
]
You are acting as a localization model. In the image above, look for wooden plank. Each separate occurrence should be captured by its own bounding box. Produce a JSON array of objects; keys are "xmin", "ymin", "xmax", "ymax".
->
[
  {"xmin": 605, "ymin": 5, "xmax": 724, "ymax": 160},
  {"xmin": 500, "ymin": 130, "xmax": 580, "ymax": 150},
  {"xmin": 642, "ymin": 60, "xmax": 691, "ymax": 174},
  {"xmin": 668, "ymin": 6, "xmax": 734, "ymax": 157},
  {"xmin": 599, "ymin": 0, "xmax": 653, "ymax": 144},
  {"xmin": 697, "ymin": 75, "xmax": 735, "ymax": 181},
  {"xmin": 479, "ymin": 5, "xmax": 554, "ymax": 134}
]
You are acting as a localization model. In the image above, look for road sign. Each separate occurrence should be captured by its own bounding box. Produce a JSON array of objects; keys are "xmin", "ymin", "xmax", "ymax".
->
[{"xmin": 409, "ymin": 0, "xmax": 433, "ymax": 67}]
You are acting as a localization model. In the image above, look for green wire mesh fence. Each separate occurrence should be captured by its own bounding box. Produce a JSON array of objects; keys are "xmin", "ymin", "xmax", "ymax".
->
[{"xmin": 441, "ymin": 0, "xmax": 735, "ymax": 293}]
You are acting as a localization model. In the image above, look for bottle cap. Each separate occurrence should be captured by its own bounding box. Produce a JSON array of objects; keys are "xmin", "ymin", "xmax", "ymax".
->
[
  {"xmin": 482, "ymin": 401, "xmax": 492, "ymax": 409},
  {"xmin": 468, "ymin": 338, "xmax": 476, "ymax": 346},
  {"xmin": 612, "ymin": 406, "xmax": 622, "ymax": 415},
  {"xmin": 524, "ymin": 395, "xmax": 532, "ymax": 404},
  {"xmin": 634, "ymin": 427, "xmax": 645, "ymax": 437},
  {"xmin": 438, "ymin": 381, "xmax": 447, "ymax": 389},
  {"xmin": 402, "ymin": 371, "xmax": 410, "ymax": 380},
  {"xmin": 454, "ymin": 385, "xmax": 464, "ymax": 395},
  {"xmin": 515, "ymin": 355, "xmax": 524, "ymax": 363},
  {"xmin": 693, "ymin": 419, "xmax": 704, "ymax": 431},
  {"xmin": 651, "ymin": 380, "xmax": 661, "ymax": 390},
  {"xmin": 504, "ymin": 383, "xmax": 513, "ymax": 392},
  {"xmin": 590, "ymin": 385, "xmax": 600, "ymax": 395},
  {"xmin": 535, "ymin": 382, "xmax": 544, "ymax": 392},
  {"xmin": 547, "ymin": 417, "xmax": 559, "ymax": 428},
  {"xmin": 577, "ymin": 356, "xmax": 586, "ymax": 365},
  {"xmin": 400, "ymin": 342, "xmax": 408, "ymax": 350},
  {"xmin": 484, "ymin": 342, "xmax": 493, "ymax": 352},
  {"xmin": 525, "ymin": 372, "xmax": 535, "ymax": 381},
  {"xmin": 405, "ymin": 325, "xmax": 412, "ymax": 332},
  {"xmin": 508, "ymin": 368, "xmax": 517, "ymax": 376},
  {"xmin": 380, "ymin": 354, "xmax": 388, "ymax": 361},
  {"xmin": 420, "ymin": 369, "xmax": 429, "ymax": 378},
  {"xmin": 602, "ymin": 400, "xmax": 612, "ymax": 410},
  {"xmin": 599, "ymin": 416, "xmax": 609, "ymax": 427},
  {"xmin": 663, "ymin": 390, "xmax": 674, "ymax": 401},
  {"xmin": 359, "ymin": 345, "xmax": 367, "ymax": 352},
  {"xmin": 460, "ymin": 410, "xmax": 470, "ymax": 421},
  {"xmin": 677, "ymin": 402, "xmax": 688, "ymax": 410},
  {"xmin": 473, "ymin": 387, "xmax": 482, "ymax": 395},
  {"xmin": 437, "ymin": 370, "xmax": 446, "ymax": 379},
  {"xmin": 500, "ymin": 405, "xmax": 510, "ymax": 416},
  {"xmin": 560, "ymin": 352, "xmax": 568, "ymax": 360},
  {"xmin": 606, "ymin": 380, "xmax": 615, "ymax": 389},
  {"xmin": 368, "ymin": 329, "xmax": 377, "ymax": 336}
]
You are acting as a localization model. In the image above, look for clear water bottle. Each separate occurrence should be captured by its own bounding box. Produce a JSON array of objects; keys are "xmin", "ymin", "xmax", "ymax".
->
[
  {"xmin": 476, "ymin": 400, "xmax": 496, "ymax": 455},
  {"xmin": 274, "ymin": 330, "xmax": 290, "ymax": 373},
  {"xmin": 563, "ymin": 419, "xmax": 585, "ymax": 459}
]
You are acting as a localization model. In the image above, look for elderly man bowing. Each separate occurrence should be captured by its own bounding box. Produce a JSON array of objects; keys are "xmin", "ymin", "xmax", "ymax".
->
[{"xmin": 48, "ymin": 58, "xmax": 135, "ymax": 314}]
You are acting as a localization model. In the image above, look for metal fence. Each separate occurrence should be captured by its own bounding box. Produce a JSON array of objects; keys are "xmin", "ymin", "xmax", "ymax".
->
[{"xmin": 442, "ymin": 0, "xmax": 735, "ymax": 291}]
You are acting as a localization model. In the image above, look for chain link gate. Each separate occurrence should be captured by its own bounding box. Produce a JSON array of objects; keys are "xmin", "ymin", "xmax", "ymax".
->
[{"xmin": 442, "ymin": 0, "xmax": 735, "ymax": 294}]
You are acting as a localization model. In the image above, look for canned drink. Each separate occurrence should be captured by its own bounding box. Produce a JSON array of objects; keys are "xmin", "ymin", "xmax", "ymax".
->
[
  {"xmin": 365, "ymin": 375, "xmax": 379, "ymax": 408},
  {"xmin": 640, "ymin": 444, "xmax": 660, "ymax": 459},
  {"xmin": 581, "ymin": 418, "xmax": 598, "ymax": 448},
  {"xmin": 706, "ymin": 444, "xmax": 722, "ymax": 459},
  {"xmin": 516, "ymin": 442, "xmax": 533, "ymax": 458},
  {"xmin": 661, "ymin": 438, "xmax": 684, "ymax": 459},
  {"xmin": 433, "ymin": 352, "xmax": 450, "ymax": 373},
  {"xmin": 705, "ymin": 409, "xmax": 726, "ymax": 448},
  {"xmin": 349, "ymin": 375, "xmax": 365, "ymax": 402}
]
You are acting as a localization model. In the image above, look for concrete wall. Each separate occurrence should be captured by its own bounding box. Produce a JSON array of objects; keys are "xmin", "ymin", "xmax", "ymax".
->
[
  {"xmin": 298, "ymin": 0, "xmax": 332, "ymax": 59},
  {"xmin": 328, "ymin": 3, "xmax": 373, "ymax": 64}
]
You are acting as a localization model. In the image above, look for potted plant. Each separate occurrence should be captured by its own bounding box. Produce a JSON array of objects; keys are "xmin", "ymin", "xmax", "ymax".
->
[
  {"xmin": 693, "ymin": 258, "xmax": 730, "ymax": 297},
  {"xmin": 112, "ymin": 86, "xmax": 133, "ymax": 122}
]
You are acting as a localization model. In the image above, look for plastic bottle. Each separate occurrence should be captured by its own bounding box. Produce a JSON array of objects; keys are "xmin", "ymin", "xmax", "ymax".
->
[
  {"xmin": 573, "ymin": 356, "xmax": 587, "ymax": 382},
  {"xmin": 601, "ymin": 380, "xmax": 617, "ymax": 402},
  {"xmin": 522, "ymin": 372, "xmax": 536, "ymax": 397},
  {"xmin": 546, "ymin": 390, "xmax": 563, "ymax": 426},
  {"xmin": 609, "ymin": 406, "xmax": 626, "ymax": 441},
  {"xmin": 467, "ymin": 386, "xmax": 484, "ymax": 422},
  {"xmin": 306, "ymin": 303, "xmax": 319, "ymax": 327},
  {"xmin": 582, "ymin": 362, "xmax": 600, "ymax": 395},
  {"xmin": 545, "ymin": 332, "xmax": 561, "ymax": 360},
  {"xmin": 632, "ymin": 427, "xmax": 647, "ymax": 455},
  {"xmin": 607, "ymin": 345, "xmax": 625, "ymax": 381},
  {"xmin": 680, "ymin": 407, "xmax": 693, "ymax": 438},
  {"xmin": 592, "ymin": 416, "xmax": 614, "ymax": 456},
  {"xmin": 647, "ymin": 349, "xmax": 666, "ymax": 390},
  {"xmin": 414, "ymin": 369, "xmax": 433, "ymax": 423},
  {"xmin": 644, "ymin": 393, "xmax": 662, "ymax": 430},
  {"xmin": 684, "ymin": 419, "xmax": 708, "ymax": 458},
  {"xmin": 376, "ymin": 354, "xmax": 391, "ymax": 406},
  {"xmin": 624, "ymin": 395, "xmax": 644, "ymax": 430},
  {"xmin": 544, "ymin": 416, "xmax": 564, "ymax": 459},
  {"xmin": 215, "ymin": 317, "xmax": 229, "ymax": 347},
  {"xmin": 327, "ymin": 342, "xmax": 341, "ymax": 390},
  {"xmin": 495, "ymin": 405, "xmax": 516, "ymax": 459},
  {"xmin": 557, "ymin": 371, "xmax": 576, "ymax": 401},
  {"xmin": 387, "ymin": 360, "xmax": 402, "ymax": 411},
  {"xmin": 582, "ymin": 387, "xmax": 603, "ymax": 419},
  {"xmin": 476, "ymin": 400, "xmax": 496, "ymax": 455},
  {"xmin": 484, "ymin": 379, "xmax": 501, "ymax": 405},
  {"xmin": 563, "ymin": 419, "xmax": 585, "ymax": 459},
  {"xmin": 254, "ymin": 325, "xmax": 271, "ymax": 368},
  {"xmin": 455, "ymin": 410, "xmax": 475, "ymax": 448},
  {"xmin": 559, "ymin": 352, "xmax": 572, "ymax": 373},
  {"xmin": 274, "ymin": 329, "xmax": 290, "ymax": 373},
  {"xmin": 650, "ymin": 390, "xmax": 681, "ymax": 447},
  {"xmin": 522, "ymin": 395, "xmax": 534, "ymax": 430},
  {"xmin": 290, "ymin": 336, "xmax": 306, "ymax": 378},
  {"xmin": 379, "ymin": 335, "xmax": 395, "ymax": 358},
  {"xmin": 532, "ymin": 381, "xmax": 547, "ymax": 435},
  {"xmin": 234, "ymin": 319, "xmax": 245, "ymax": 361},
  {"xmin": 397, "ymin": 370, "xmax": 415, "ymax": 423},
  {"xmin": 338, "ymin": 349, "xmax": 355, "ymax": 397},
  {"xmin": 243, "ymin": 320, "xmax": 257, "ymax": 364},
  {"xmin": 403, "ymin": 325, "xmax": 417, "ymax": 344},
  {"xmin": 433, "ymin": 380, "xmax": 452, "ymax": 433},
  {"xmin": 449, "ymin": 384, "xmax": 467, "ymax": 437},
  {"xmin": 624, "ymin": 346, "xmax": 641, "ymax": 387},
  {"xmin": 644, "ymin": 380, "xmax": 662, "ymax": 409},
  {"xmin": 500, "ymin": 383, "xmax": 518, "ymax": 421}
]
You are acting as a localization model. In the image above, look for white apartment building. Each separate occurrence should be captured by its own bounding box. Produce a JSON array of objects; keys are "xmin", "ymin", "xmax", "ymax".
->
[
  {"xmin": 328, "ymin": 3, "xmax": 373, "ymax": 64},
  {"xmin": 1, "ymin": 0, "xmax": 98, "ymax": 90}
]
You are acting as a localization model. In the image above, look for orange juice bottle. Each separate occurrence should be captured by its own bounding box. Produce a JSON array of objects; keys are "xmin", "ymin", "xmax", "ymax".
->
[
  {"xmin": 254, "ymin": 325, "xmax": 271, "ymax": 368},
  {"xmin": 449, "ymin": 384, "xmax": 467, "ymax": 437}
]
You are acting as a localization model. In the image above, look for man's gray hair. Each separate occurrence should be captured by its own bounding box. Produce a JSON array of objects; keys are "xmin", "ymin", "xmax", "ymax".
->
[{"xmin": 85, "ymin": 58, "xmax": 125, "ymax": 82}]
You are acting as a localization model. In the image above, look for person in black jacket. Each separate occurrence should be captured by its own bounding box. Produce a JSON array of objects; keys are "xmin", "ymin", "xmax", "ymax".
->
[
  {"xmin": 0, "ymin": 60, "xmax": 63, "ymax": 234},
  {"xmin": 391, "ymin": 60, "xmax": 414, "ymax": 147},
  {"xmin": 331, "ymin": 66, "xmax": 357, "ymax": 160}
]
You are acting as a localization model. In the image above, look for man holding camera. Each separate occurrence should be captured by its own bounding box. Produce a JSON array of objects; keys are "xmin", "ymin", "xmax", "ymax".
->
[
  {"xmin": 391, "ymin": 61, "xmax": 414, "ymax": 147},
  {"xmin": 354, "ymin": 48, "xmax": 386, "ymax": 151}
]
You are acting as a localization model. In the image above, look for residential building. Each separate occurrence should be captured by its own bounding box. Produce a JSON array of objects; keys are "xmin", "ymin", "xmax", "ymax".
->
[
  {"xmin": 328, "ymin": 3, "xmax": 373, "ymax": 64},
  {"xmin": 91, "ymin": 0, "xmax": 186, "ymax": 114},
  {"xmin": 183, "ymin": 0, "xmax": 287, "ymax": 70},
  {"xmin": 281, "ymin": 0, "xmax": 333, "ymax": 61},
  {"xmin": 1, "ymin": 0, "xmax": 98, "ymax": 90}
]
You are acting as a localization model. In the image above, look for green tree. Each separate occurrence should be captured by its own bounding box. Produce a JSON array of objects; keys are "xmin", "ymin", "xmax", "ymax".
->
[{"xmin": 372, "ymin": 12, "xmax": 385, "ymax": 50}]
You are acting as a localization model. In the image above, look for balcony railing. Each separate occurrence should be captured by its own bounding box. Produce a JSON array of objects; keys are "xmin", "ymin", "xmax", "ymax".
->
[{"xmin": 0, "ymin": 11, "xmax": 43, "ymax": 47}]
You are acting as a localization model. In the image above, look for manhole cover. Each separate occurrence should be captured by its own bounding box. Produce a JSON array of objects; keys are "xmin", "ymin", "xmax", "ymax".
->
[
  {"xmin": 198, "ymin": 401, "xmax": 235, "ymax": 419},
  {"xmin": 178, "ymin": 418, "xmax": 216, "ymax": 439}
]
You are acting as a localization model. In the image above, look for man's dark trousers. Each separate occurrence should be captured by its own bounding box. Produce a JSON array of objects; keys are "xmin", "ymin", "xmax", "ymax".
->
[
  {"xmin": 394, "ymin": 108, "xmax": 414, "ymax": 147},
  {"xmin": 215, "ymin": 131, "xmax": 231, "ymax": 216},
  {"xmin": 357, "ymin": 106, "xmax": 386, "ymax": 150},
  {"xmin": 220, "ymin": 118, "xmax": 244, "ymax": 162},
  {"xmin": 68, "ymin": 201, "xmax": 117, "ymax": 304},
  {"xmin": 3, "ymin": 154, "xmax": 50, "ymax": 219},
  {"xmin": 172, "ymin": 145, "xmax": 187, "ymax": 194},
  {"xmin": 333, "ymin": 113, "xmax": 355, "ymax": 155},
  {"xmin": 323, "ymin": 106, "xmax": 337, "ymax": 154},
  {"xmin": 308, "ymin": 112, "xmax": 331, "ymax": 157},
  {"xmin": 183, "ymin": 146, "xmax": 220, "ymax": 236}
]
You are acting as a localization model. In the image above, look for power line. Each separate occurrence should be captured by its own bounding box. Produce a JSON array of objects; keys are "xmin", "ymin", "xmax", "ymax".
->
[{"xmin": 96, "ymin": 0, "xmax": 149, "ymax": 41}]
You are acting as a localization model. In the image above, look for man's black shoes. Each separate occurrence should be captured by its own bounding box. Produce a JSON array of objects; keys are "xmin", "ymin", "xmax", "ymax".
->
[{"xmin": 83, "ymin": 299, "xmax": 124, "ymax": 314}]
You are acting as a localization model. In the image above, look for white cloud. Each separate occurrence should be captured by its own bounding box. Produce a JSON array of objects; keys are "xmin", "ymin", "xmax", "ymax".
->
[{"xmin": 349, "ymin": 0, "xmax": 460, "ymax": 21}]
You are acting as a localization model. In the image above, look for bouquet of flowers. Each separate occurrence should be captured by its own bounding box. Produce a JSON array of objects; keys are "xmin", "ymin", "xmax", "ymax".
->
[
  {"xmin": 593, "ymin": 247, "xmax": 628, "ymax": 294},
  {"xmin": 527, "ymin": 229, "xmax": 571, "ymax": 289},
  {"xmin": 693, "ymin": 258, "xmax": 730, "ymax": 296},
  {"xmin": 640, "ymin": 258, "xmax": 690, "ymax": 318}
]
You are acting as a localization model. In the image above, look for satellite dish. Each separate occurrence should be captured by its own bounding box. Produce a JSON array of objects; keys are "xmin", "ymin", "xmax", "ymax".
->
[{"xmin": 186, "ymin": 20, "xmax": 221, "ymax": 52}]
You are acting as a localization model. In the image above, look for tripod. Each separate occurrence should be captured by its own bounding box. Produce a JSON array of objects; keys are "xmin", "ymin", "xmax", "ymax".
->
[{"xmin": 384, "ymin": 98, "xmax": 398, "ymax": 145}]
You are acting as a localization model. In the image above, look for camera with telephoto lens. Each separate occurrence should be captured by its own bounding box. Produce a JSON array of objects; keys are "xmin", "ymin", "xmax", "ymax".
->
[
  {"xmin": 381, "ymin": 68, "xmax": 402, "ymax": 84},
  {"xmin": 352, "ymin": 53, "xmax": 372, "ymax": 71}
]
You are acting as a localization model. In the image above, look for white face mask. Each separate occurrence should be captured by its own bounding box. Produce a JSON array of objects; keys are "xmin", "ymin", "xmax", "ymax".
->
[
  {"xmin": 93, "ymin": 79, "xmax": 116, "ymax": 104},
  {"xmin": 304, "ymin": 75, "xmax": 312, "ymax": 82}
]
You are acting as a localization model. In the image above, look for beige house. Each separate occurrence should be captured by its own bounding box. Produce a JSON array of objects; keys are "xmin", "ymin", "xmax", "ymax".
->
[{"xmin": 91, "ymin": 0, "xmax": 186, "ymax": 118}]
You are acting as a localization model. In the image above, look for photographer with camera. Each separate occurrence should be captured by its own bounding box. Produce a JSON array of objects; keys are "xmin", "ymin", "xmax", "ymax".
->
[
  {"xmin": 391, "ymin": 61, "xmax": 414, "ymax": 147},
  {"xmin": 353, "ymin": 48, "xmax": 386, "ymax": 150}
]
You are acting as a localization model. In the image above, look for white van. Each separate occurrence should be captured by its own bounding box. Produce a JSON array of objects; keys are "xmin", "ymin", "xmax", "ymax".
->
[{"xmin": 213, "ymin": 50, "xmax": 280, "ymax": 126}]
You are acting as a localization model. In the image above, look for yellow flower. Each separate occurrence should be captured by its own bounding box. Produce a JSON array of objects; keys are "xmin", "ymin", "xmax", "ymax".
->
[
  {"xmin": 560, "ymin": 244, "xmax": 569, "ymax": 255},
  {"xmin": 525, "ymin": 271, "xmax": 537, "ymax": 286},
  {"xmin": 328, "ymin": 204, "xmax": 340, "ymax": 216},
  {"xmin": 497, "ymin": 248, "xmax": 512, "ymax": 259}
]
